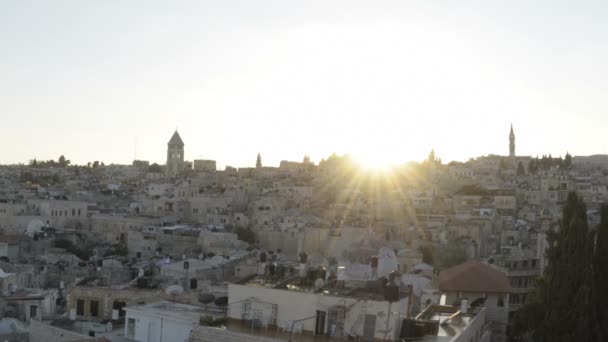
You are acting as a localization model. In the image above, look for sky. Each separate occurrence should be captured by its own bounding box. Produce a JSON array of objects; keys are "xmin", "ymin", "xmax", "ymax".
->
[{"xmin": 1, "ymin": 1, "xmax": 608, "ymax": 169}]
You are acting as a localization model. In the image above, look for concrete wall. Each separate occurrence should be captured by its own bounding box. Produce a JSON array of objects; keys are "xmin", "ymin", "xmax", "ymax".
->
[
  {"xmin": 124, "ymin": 310, "xmax": 194, "ymax": 342},
  {"xmin": 67, "ymin": 287, "xmax": 165, "ymax": 321},
  {"xmin": 28, "ymin": 320, "xmax": 94, "ymax": 342},
  {"xmin": 228, "ymin": 283, "xmax": 408, "ymax": 340},
  {"xmin": 191, "ymin": 325, "xmax": 282, "ymax": 342}
]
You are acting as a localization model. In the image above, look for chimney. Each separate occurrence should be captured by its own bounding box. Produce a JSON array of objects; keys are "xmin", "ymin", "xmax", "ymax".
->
[
  {"xmin": 371, "ymin": 256, "xmax": 379, "ymax": 280},
  {"xmin": 461, "ymin": 299, "xmax": 468, "ymax": 314},
  {"xmin": 407, "ymin": 284, "xmax": 414, "ymax": 317},
  {"xmin": 299, "ymin": 252, "xmax": 308, "ymax": 278}
]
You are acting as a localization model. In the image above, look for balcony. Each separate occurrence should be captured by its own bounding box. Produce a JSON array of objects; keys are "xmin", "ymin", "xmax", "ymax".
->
[{"xmin": 507, "ymin": 269, "xmax": 540, "ymax": 277}]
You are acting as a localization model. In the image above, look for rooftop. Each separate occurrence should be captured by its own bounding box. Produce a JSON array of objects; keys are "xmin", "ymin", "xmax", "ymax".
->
[
  {"xmin": 241, "ymin": 273, "xmax": 409, "ymax": 302},
  {"xmin": 168, "ymin": 130, "xmax": 184, "ymax": 147},
  {"xmin": 439, "ymin": 261, "xmax": 511, "ymax": 294},
  {"xmin": 125, "ymin": 301, "xmax": 208, "ymax": 323}
]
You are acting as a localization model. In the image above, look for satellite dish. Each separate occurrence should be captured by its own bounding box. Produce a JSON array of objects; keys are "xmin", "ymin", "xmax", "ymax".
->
[
  {"xmin": 198, "ymin": 293, "xmax": 216, "ymax": 304},
  {"xmin": 165, "ymin": 285, "xmax": 184, "ymax": 302},
  {"xmin": 214, "ymin": 296, "xmax": 228, "ymax": 307},
  {"xmin": 26, "ymin": 219, "xmax": 45, "ymax": 238},
  {"xmin": 198, "ymin": 293, "xmax": 216, "ymax": 309}
]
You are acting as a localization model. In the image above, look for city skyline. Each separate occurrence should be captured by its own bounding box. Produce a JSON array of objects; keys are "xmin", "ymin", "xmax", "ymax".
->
[
  {"xmin": 2, "ymin": 1, "xmax": 608, "ymax": 168},
  {"xmin": 2, "ymin": 125, "xmax": 593, "ymax": 169}
]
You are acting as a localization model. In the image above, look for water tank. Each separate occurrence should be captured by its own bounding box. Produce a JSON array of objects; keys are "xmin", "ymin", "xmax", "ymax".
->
[
  {"xmin": 371, "ymin": 256, "xmax": 379, "ymax": 268},
  {"xmin": 299, "ymin": 252, "xmax": 308, "ymax": 264},
  {"xmin": 267, "ymin": 263, "xmax": 276, "ymax": 276},
  {"xmin": 384, "ymin": 284, "xmax": 399, "ymax": 302}
]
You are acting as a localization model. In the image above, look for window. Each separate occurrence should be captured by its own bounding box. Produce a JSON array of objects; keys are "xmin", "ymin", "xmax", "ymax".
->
[
  {"xmin": 72, "ymin": 209, "xmax": 75, "ymax": 216},
  {"xmin": 498, "ymin": 296, "xmax": 505, "ymax": 307},
  {"xmin": 78, "ymin": 209, "xmax": 81, "ymax": 216},
  {"xmin": 30, "ymin": 305, "xmax": 38, "ymax": 319},
  {"xmin": 190, "ymin": 278, "xmax": 198, "ymax": 289},
  {"xmin": 77, "ymin": 299, "xmax": 84, "ymax": 316},
  {"xmin": 90, "ymin": 300, "xmax": 99, "ymax": 317},
  {"xmin": 127, "ymin": 318, "xmax": 135, "ymax": 339},
  {"xmin": 113, "ymin": 301, "xmax": 126, "ymax": 317}
]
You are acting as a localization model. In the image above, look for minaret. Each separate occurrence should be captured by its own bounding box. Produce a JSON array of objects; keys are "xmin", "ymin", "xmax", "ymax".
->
[
  {"xmin": 509, "ymin": 124, "xmax": 516, "ymax": 157},
  {"xmin": 166, "ymin": 130, "xmax": 185, "ymax": 177}
]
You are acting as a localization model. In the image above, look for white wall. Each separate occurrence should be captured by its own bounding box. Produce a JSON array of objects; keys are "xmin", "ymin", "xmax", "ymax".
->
[
  {"xmin": 125, "ymin": 311, "xmax": 195, "ymax": 342},
  {"xmin": 228, "ymin": 283, "xmax": 408, "ymax": 340}
]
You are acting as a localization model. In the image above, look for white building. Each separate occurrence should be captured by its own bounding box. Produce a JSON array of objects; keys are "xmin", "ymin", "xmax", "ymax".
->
[
  {"xmin": 124, "ymin": 301, "xmax": 206, "ymax": 342},
  {"xmin": 438, "ymin": 261, "xmax": 511, "ymax": 342},
  {"xmin": 228, "ymin": 274, "xmax": 410, "ymax": 340}
]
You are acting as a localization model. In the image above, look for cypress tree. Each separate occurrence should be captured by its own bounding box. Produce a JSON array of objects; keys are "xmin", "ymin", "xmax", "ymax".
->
[
  {"xmin": 534, "ymin": 192, "xmax": 593, "ymax": 341},
  {"xmin": 517, "ymin": 161, "xmax": 525, "ymax": 176},
  {"xmin": 592, "ymin": 205, "xmax": 608, "ymax": 340}
]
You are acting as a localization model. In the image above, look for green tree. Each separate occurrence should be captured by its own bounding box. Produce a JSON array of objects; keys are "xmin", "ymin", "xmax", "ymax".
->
[
  {"xmin": 564, "ymin": 153, "xmax": 572, "ymax": 168},
  {"xmin": 418, "ymin": 244, "xmax": 437, "ymax": 267},
  {"xmin": 517, "ymin": 161, "xmax": 525, "ymax": 176},
  {"xmin": 148, "ymin": 163, "xmax": 162, "ymax": 173},
  {"xmin": 528, "ymin": 159, "xmax": 537, "ymax": 174},
  {"xmin": 516, "ymin": 193, "xmax": 595, "ymax": 341},
  {"xmin": 58, "ymin": 155, "xmax": 68, "ymax": 167},
  {"xmin": 236, "ymin": 227, "xmax": 256, "ymax": 245},
  {"xmin": 498, "ymin": 158, "xmax": 507, "ymax": 171},
  {"xmin": 592, "ymin": 205, "xmax": 608, "ymax": 339}
]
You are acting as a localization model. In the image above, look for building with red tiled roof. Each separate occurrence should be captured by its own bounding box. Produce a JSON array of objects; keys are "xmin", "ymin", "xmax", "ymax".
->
[
  {"xmin": 438, "ymin": 261, "xmax": 511, "ymax": 342},
  {"xmin": 439, "ymin": 260, "xmax": 511, "ymax": 294}
]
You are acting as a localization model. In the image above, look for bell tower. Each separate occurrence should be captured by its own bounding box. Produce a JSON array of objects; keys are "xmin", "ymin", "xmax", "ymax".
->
[
  {"xmin": 166, "ymin": 130, "xmax": 185, "ymax": 177},
  {"xmin": 509, "ymin": 124, "xmax": 515, "ymax": 157}
]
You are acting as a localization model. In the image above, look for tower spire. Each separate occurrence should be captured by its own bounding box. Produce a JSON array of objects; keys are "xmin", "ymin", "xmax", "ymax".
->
[{"xmin": 509, "ymin": 124, "xmax": 516, "ymax": 157}]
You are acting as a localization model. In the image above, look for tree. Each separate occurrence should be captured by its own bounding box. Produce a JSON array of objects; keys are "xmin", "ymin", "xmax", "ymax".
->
[
  {"xmin": 514, "ymin": 193, "xmax": 595, "ymax": 341},
  {"xmin": 418, "ymin": 244, "xmax": 437, "ymax": 267},
  {"xmin": 92, "ymin": 161, "xmax": 100, "ymax": 168},
  {"xmin": 517, "ymin": 161, "xmax": 525, "ymax": 176},
  {"xmin": 592, "ymin": 205, "xmax": 608, "ymax": 340},
  {"xmin": 148, "ymin": 163, "xmax": 162, "ymax": 173},
  {"xmin": 564, "ymin": 153, "xmax": 573, "ymax": 168},
  {"xmin": 428, "ymin": 149, "xmax": 436, "ymax": 163},
  {"xmin": 236, "ymin": 227, "xmax": 256, "ymax": 245},
  {"xmin": 30, "ymin": 159, "xmax": 38, "ymax": 167},
  {"xmin": 498, "ymin": 158, "xmax": 507, "ymax": 171},
  {"xmin": 528, "ymin": 159, "xmax": 537, "ymax": 175},
  {"xmin": 256, "ymin": 153, "xmax": 262, "ymax": 168},
  {"xmin": 58, "ymin": 155, "xmax": 70, "ymax": 167}
]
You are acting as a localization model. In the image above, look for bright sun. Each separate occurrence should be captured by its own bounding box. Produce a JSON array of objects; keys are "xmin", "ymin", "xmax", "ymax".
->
[{"xmin": 353, "ymin": 151, "xmax": 397, "ymax": 172}]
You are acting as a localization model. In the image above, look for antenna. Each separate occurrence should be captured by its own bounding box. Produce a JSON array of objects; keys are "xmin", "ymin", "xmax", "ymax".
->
[{"xmin": 134, "ymin": 137, "xmax": 137, "ymax": 161}]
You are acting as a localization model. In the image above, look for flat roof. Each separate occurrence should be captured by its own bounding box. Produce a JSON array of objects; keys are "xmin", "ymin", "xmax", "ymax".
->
[
  {"xmin": 124, "ymin": 301, "xmax": 208, "ymax": 323},
  {"xmin": 241, "ymin": 275, "xmax": 409, "ymax": 302}
]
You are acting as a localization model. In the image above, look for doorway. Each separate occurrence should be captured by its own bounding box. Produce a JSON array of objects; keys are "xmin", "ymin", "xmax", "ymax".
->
[{"xmin": 315, "ymin": 310, "xmax": 326, "ymax": 335}]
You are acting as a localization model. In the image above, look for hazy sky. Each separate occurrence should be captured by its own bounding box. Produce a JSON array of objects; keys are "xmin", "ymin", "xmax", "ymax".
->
[{"xmin": 2, "ymin": 1, "xmax": 607, "ymax": 168}]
